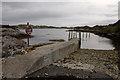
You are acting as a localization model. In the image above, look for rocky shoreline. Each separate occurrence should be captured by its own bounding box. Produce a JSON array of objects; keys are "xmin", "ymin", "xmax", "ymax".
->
[
  {"xmin": 1, "ymin": 28, "xmax": 66, "ymax": 58},
  {"xmin": 2, "ymin": 28, "xmax": 29, "ymax": 58},
  {"xmin": 91, "ymin": 31, "xmax": 120, "ymax": 40}
]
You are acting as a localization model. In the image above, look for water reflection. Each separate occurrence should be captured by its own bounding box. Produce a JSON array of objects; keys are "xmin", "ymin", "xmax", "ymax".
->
[{"xmin": 81, "ymin": 32, "xmax": 114, "ymax": 50}]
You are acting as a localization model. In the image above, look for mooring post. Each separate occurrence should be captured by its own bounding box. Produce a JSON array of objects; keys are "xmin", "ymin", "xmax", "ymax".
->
[
  {"xmin": 83, "ymin": 32, "xmax": 84, "ymax": 38},
  {"xmin": 89, "ymin": 32, "xmax": 90, "ymax": 38},
  {"xmin": 79, "ymin": 31, "xmax": 81, "ymax": 49},
  {"xmin": 86, "ymin": 32, "xmax": 87, "ymax": 38},
  {"xmin": 71, "ymin": 31, "xmax": 73, "ymax": 39},
  {"xmin": 68, "ymin": 31, "xmax": 71, "ymax": 40},
  {"xmin": 76, "ymin": 32, "xmax": 77, "ymax": 38},
  {"xmin": 73, "ymin": 32, "xmax": 75, "ymax": 38},
  {"xmin": 72, "ymin": 31, "xmax": 74, "ymax": 39}
]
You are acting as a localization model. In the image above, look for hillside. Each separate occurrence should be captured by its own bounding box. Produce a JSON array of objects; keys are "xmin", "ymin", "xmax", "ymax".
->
[{"xmin": 92, "ymin": 20, "xmax": 120, "ymax": 34}]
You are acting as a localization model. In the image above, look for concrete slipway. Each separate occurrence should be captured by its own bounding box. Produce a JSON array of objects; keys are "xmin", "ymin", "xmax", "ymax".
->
[{"xmin": 2, "ymin": 39, "xmax": 79, "ymax": 78}]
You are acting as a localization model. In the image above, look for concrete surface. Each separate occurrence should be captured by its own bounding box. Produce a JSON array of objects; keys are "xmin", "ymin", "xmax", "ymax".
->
[{"xmin": 2, "ymin": 39, "xmax": 79, "ymax": 78}]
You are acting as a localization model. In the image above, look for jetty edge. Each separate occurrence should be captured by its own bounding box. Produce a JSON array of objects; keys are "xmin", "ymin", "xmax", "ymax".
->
[{"xmin": 2, "ymin": 38, "xmax": 79, "ymax": 78}]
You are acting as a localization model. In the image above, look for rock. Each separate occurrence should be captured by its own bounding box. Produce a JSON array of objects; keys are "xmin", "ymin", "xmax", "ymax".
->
[
  {"xmin": 2, "ymin": 28, "xmax": 33, "ymax": 39},
  {"xmin": 10, "ymin": 48, "xmax": 27, "ymax": 57},
  {"xmin": 37, "ymin": 76, "xmax": 40, "ymax": 78},
  {"xmin": 2, "ymin": 28, "xmax": 28, "ymax": 57},
  {"xmin": 2, "ymin": 28, "xmax": 24, "ymax": 37},
  {"xmin": 45, "ymin": 73, "xmax": 48, "ymax": 76},
  {"xmin": 2, "ymin": 36, "xmax": 26, "ymax": 51}
]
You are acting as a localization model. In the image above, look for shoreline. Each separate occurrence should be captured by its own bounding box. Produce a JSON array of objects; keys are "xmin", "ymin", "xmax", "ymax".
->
[{"xmin": 91, "ymin": 31, "xmax": 120, "ymax": 40}]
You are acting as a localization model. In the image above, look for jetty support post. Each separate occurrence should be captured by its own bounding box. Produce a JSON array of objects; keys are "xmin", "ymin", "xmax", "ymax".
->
[
  {"xmin": 73, "ymin": 32, "xmax": 75, "ymax": 38},
  {"xmin": 76, "ymin": 31, "xmax": 77, "ymax": 38},
  {"xmin": 79, "ymin": 31, "xmax": 81, "ymax": 49},
  {"xmin": 82, "ymin": 32, "xmax": 84, "ymax": 39},
  {"xmin": 86, "ymin": 32, "xmax": 87, "ymax": 38},
  {"xmin": 71, "ymin": 31, "xmax": 73, "ymax": 39},
  {"xmin": 68, "ymin": 31, "xmax": 71, "ymax": 40},
  {"xmin": 89, "ymin": 31, "xmax": 90, "ymax": 38}
]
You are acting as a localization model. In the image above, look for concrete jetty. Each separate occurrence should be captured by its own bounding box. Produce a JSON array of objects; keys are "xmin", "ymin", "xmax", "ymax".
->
[{"xmin": 2, "ymin": 39, "xmax": 79, "ymax": 78}]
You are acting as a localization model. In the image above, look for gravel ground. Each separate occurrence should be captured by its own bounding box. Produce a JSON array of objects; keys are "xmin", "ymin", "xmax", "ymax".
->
[
  {"xmin": 53, "ymin": 49, "xmax": 119, "ymax": 79},
  {"xmin": 25, "ymin": 49, "xmax": 119, "ymax": 80},
  {"xmin": 26, "ymin": 65, "xmax": 113, "ymax": 80}
]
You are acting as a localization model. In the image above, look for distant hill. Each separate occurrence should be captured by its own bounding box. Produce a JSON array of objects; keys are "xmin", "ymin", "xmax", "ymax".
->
[
  {"xmin": 113, "ymin": 20, "xmax": 120, "ymax": 26},
  {"xmin": 111, "ymin": 20, "xmax": 120, "ymax": 34},
  {"xmin": 92, "ymin": 20, "xmax": 120, "ymax": 34},
  {"xmin": 2, "ymin": 24, "xmax": 69, "ymax": 29}
]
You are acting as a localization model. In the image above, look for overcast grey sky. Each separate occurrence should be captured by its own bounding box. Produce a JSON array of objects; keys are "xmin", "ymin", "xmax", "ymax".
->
[{"xmin": 2, "ymin": 0, "xmax": 119, "ymax": 27}]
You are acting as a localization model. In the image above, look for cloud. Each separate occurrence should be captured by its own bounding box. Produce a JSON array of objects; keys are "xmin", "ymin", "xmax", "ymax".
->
[
  {"xmin": 2, "ymin": 2, "xmax": 71, "ymax": 24},
  {"xmin": 104, "ymin": 13, "xmax": 117, "ymax": 17},
  {"xmin": 2, "ymin": 1, "xmax": 119, "ymax": 27}
]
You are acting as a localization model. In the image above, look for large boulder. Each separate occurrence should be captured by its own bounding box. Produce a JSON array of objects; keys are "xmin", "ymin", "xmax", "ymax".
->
[
  {"xmin": 2, "ymin": 36, "xmax": 27, "ymax": 57},
  {"xmin": 2, "ymin": 28, "xmax": 24, "ymax": 36},
  {"xmin": 1, "ymin": 28, "xmax": 28, "ymax": 57},
  {"xmin": 2, "ymin": 36, "xmax": 26, "ymax": 50},
  {"xmin": 2, "ymin": 28, "xmax": 32, "ymax": 39}
]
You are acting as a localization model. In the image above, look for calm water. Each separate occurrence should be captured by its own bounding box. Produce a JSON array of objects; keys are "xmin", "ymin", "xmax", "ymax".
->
[{"xmin": 20, "ymin": 29, "xmax": 115, "ymax": 50}]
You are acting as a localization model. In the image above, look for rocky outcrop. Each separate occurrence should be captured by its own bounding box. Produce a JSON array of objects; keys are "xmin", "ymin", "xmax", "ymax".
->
[
  {"xmin": 2, "ymin": 28, "xmax": 27, "ymax": 57},
  {"xmin": 2, "ymin": 28, "xmax": 32, "ymax": 39},
  {"xmin": 2, "ymin": 36, "xmax": 27, "ymax": 57}
]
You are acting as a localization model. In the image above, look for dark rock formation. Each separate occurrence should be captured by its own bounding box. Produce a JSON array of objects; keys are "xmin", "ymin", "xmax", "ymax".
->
[
  {"xmin": 2, "ymin": 28, "xmax": 32, "ymax": 39},
  {"xmin": 2, "ymin": 28, "xmax": 27, "ymax": 57}
]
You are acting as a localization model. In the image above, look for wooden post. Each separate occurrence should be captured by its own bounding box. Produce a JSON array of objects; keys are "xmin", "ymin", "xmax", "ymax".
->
[
  {"xmin": 68, "ymin": 31, "xmax": 70, "ymax": 40},
  {"xmin": 27, "ymin": 35, "xmax": 29, "ymax": 47},
  {"xmin": 71, "ymin": 31, "xmax": 73, "ymax": 39},
  {"xmin": 73, "ymin": 32, "xmax": 75, "ymax": 38},
  {"xmin": 83, "ymin": 32, "xmax": 84, "ymax": 38},
  {"xmin": 79, "ymin": 31, "xmax": 81, "ymax": 49},
  {"xmin": 89, "ymin": 32, "xmax": 90, "ymax": 38},
  {"xmin": 86, "ymin": 32, "xmax": 87, "ymax": 38},
  {"xmin": 76, "ymin": 32, "xmax": 77, "ymax": 38}
]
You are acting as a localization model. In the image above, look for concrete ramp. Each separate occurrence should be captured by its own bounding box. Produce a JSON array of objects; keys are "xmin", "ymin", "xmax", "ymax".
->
[{"xmin": 2, "ymin": 39, "xmax": 79, "ymax": 78}]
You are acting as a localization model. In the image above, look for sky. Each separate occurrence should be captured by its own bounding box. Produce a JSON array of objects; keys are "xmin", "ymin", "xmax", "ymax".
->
[{"xmin": 1, "ymin": 0, "xmax": 119, "ymax": 27}]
